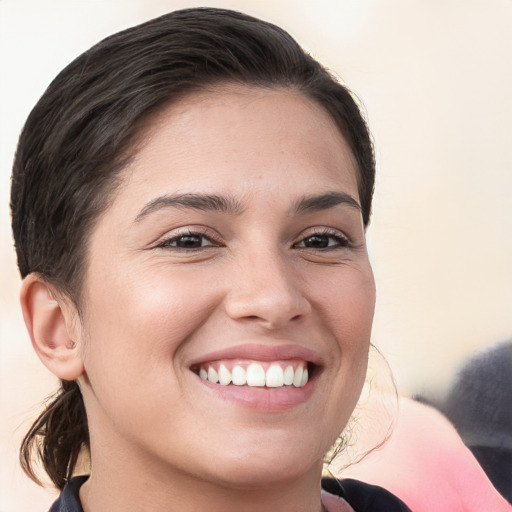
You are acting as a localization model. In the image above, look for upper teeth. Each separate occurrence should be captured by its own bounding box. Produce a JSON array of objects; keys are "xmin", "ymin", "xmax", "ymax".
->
[{"xmin": 198, "ymin": 362, "xmax": 309, "ymax": 388}]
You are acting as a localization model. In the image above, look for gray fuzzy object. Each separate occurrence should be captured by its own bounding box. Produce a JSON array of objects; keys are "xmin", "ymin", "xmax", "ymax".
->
[{"xmin": 442, "ymin": 340, "xmax": 512, "ymax": 502}]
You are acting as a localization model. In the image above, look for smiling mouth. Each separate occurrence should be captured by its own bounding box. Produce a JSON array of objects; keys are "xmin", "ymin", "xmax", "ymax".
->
[{"xmin": 192, "ymin": 360, "xmax": 314, "ymax": 389}]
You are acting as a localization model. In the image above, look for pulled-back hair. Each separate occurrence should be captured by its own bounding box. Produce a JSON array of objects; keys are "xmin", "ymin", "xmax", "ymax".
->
[{"xmin": 11, "ymin": 7, "xmax": 375, "ymax": 489}]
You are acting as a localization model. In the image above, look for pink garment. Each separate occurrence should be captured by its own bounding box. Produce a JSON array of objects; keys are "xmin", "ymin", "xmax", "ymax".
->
[
  {"xmin": 321, "ymin": 490, "xmax": 355, "ymax": 512},
  {"xmin": 338, "ymin": 398, "xmax": 512, "ymax": 512}
]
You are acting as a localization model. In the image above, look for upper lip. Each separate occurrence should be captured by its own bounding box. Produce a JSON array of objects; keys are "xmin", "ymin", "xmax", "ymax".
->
[{"xmin": 188, "ymin": 343, "xmax": 324, "ymax": 368}]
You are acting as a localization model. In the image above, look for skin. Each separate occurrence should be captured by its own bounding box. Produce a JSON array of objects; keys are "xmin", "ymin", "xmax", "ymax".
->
[{"xmin": 22, "ymin": 85, "xmax": 376, "ymax": 512}]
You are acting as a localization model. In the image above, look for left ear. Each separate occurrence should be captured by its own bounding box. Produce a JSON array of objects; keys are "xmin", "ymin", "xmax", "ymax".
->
[{"xmin": 20, "ymin": 273, "xmax": 84, "ymax": 381}]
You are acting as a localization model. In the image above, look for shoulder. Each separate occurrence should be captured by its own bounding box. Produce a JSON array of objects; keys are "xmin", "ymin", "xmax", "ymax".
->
[
  {"xmin": 322, "ymin": 477, "xmax": 412, "ymax": 512},
  {"xmin": 48, "ymin": 475, "xmax": 88, "ymax": 512},
  {"xmin": 52, "ymin": 475, "xmax": 411, "ymax": 512}
]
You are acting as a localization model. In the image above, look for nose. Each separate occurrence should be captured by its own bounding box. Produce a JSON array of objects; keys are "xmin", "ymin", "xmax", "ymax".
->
[{"xmin": 224, "ymin": 247, "xmax": 311, "ymax": 330}]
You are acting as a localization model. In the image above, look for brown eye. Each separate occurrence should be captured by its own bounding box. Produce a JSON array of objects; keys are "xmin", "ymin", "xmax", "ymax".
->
[
  {"xmin": 303, "ymin": 235, "xmax": 330, "ymax": 248},
  {"xmin": 157, "ymin": 232, "xmax": 217, "ymax": 249},
  {"xmin": 174, "ymin": 234, "xmax": 205, "ymax": 248},
  {"xmin": 294, "ymin": 232, "xmax": 349, "ymax": 249}
]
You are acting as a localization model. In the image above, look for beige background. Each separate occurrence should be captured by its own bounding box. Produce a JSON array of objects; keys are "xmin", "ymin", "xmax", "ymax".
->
[{"xmin": 1, "ymin": 0, "xmax": 511, "ymax": 509}]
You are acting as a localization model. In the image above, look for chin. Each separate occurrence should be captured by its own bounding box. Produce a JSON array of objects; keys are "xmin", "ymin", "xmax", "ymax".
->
[
  {"xmin": 216, "ymin": 459, "xmax": 320, "ymax": 490},
  {"xmin": 201, "ymin": 435, "xmax": 326, "ymax": 490}
]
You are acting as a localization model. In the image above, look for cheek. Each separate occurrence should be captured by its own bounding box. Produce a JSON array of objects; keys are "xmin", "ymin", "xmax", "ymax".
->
[
  {"xmin": 315, "ymin": 264, "xmax": 375, "ymax": 346},
  {"xmin": 341, "ymin": 273, "xmax": 375, "ymax": 381},
  {"xmin": 79, "ymin": 266, "xmax": 221, "ymax": 383},
  {"xmin": 77, "ymin": 266, "xmax": 223, "ymax": 439},
  {"xmin": 320, "ymin": 266, "xmax": 375, "ymax": 408}
]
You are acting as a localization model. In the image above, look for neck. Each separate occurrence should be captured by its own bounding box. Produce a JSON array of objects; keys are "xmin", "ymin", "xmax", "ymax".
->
[{"xmin": 80, "ymin": 438, "xmax": 326, "ymax": 512}]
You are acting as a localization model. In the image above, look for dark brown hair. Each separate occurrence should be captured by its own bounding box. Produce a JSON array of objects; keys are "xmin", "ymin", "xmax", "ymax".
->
[{"xmin": 11, "ymin": 7, "xmax": 375, "ymax": 489}]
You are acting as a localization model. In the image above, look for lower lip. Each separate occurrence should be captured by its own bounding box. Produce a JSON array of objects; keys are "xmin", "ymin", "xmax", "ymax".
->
[{"xmin": 194, "ymin": 373, "xmax": 316, "ymax": 412}]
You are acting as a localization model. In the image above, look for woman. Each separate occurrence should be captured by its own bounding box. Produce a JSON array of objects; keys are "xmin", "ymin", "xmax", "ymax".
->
[{"xmin": 11, "ymin": 8, "xmax": 410, "ymax": 512}]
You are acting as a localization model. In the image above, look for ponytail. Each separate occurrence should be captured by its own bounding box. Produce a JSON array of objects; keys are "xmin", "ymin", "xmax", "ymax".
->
[{"xmin": 20, "ymin": 380, "xmax": 89, "ymax": 489}]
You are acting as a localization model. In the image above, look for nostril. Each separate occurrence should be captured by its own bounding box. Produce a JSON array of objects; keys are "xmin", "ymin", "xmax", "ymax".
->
[{"xmin": 224, "ymin": 284, "xmax": 311, "ymax": 329}]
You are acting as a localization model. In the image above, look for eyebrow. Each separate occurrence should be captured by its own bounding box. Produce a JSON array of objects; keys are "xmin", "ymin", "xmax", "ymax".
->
[
  {"xmin": 134, "ymin": 193, "xmax": 245, "ymax": 222},
  {"xmin": 134, "ymin": 190, "xmax": 360, "ymax": 223},
  {"xmin": 293, "ymin": 191, "xmax": 361, "ymax": 214}
]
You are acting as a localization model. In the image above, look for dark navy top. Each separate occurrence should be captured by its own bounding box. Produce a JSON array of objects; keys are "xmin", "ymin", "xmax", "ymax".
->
[{"xmin": 48, "ymin": 475, "xmax": 411, "ymax": 511}]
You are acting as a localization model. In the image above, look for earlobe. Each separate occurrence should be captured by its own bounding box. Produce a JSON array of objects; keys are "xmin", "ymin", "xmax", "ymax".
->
[{"xmin": 20, "ymin": 274, "xmax": 84, "ymax": 381}]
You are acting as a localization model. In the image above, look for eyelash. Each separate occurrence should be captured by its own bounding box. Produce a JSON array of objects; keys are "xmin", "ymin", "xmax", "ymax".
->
[
  {"xmin": 155, "ymin": 229, "xmax": 220, "ymax": 250},
  {"xmin": 155, "ymin": 228, "xmax": 350, "ymax": 251},
  {"xmin": 292, "ymin": 229, "xmax": 350, "ymax": 250}
]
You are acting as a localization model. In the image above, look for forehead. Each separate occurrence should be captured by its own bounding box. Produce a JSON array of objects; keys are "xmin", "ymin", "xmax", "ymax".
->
[{"xmin": 115, "ymin": 84, "xmax": 360, "ymax": 212}]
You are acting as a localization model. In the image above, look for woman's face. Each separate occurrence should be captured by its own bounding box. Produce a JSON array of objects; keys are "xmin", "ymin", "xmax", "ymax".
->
[{"xmin": 77, "ymin": 85, "xmax": 375, "ymax": 488}]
